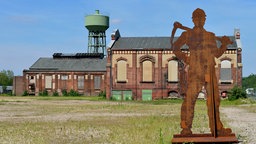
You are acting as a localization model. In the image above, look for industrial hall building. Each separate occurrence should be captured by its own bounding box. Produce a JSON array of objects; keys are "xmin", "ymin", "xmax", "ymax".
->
[
  {"xmin": 22, "ymin": 53, "xmax": 106, "ymax": 96},
  {"xmin": 13, "ymin": 10, "xmax": 243, "ymax": 100},
  {"xmin": 105, "ymin": 29, "xmax": 242, "ymax": 100}
]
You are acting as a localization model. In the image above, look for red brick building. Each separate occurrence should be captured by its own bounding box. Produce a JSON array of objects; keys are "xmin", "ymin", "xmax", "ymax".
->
[
  {"xmin": 106, "ymin": 29, "xmax": 242, "ymax": 100},
  {"xmin": 14, "ymin": 29, "xmax": 242, "ymax": 99},
  {"xmin": 21, "ymin": 53, "xmax": 106, "ymax": 96}
]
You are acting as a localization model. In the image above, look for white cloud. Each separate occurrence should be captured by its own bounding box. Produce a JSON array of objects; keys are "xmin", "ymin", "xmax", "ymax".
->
[{"xmin": 111, "ymin": 19, "xmax": 122, "ymax": 24}]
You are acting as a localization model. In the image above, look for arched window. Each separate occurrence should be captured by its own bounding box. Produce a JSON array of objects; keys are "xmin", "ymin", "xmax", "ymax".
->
[
  {"xmin": 142, "ymin": 60, "xmax": 153, "ymax": 82},
  {"xmin": 117, "ymin": 60, "xmax": 127, "ymax": 82},
  {"xmin": 140, "ymin": 55, "xmax": 155, "ymax": 82},
  {"xmin": 220, "ymin": 60, "xmax": 232, "ymax": 83},
  {"xmin": 221, "ymin": 91, "xmax": 228, "ymax": 98},
  {"xmin": 168, "ymin": 60, "xmax": 178, "ymax": 82},
  {"xmin": 168, "ymin": 91, "xmax": 179, "ymax": 98}
]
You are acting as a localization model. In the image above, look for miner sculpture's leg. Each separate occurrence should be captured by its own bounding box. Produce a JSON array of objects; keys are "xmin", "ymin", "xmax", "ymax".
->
[
  {"xmin": 180, "ymin": 82, "xmax": 201, "ymax": 135},
  {"xmin": 206, "ymin": 71, "xmax": 232, "ymax": 136}
]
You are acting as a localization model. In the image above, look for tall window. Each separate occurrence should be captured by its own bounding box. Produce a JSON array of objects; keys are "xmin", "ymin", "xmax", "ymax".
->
[
  {"xmin": 45, "ymin": 76, "xmax": 52, "ymax": 89},
  {"xmin": 78, "ymin": 76, "xmax": 84, "ymax": 89},
  {"xmin": 142, "ymin": 60, "xmax": 153, "ymax": 82},
  {"xmin": 117, "ymin": 60, "xmax": 127, "ymax": 82},
  {"xmin": 168, "ymin": 60, "xmax": 178, "ymax": 82},
  {"xmin": 61, "ymin": 75, "xmax": 68, "ymax": 90},
  {"xmin": 94, "ymin": 76, "xmax": 101, "ymax": 89},
  {"xmin": 220, "ymin": 60, "xmax": 232, "ymax": 82},
  {"xmin": 140, "ymin": 55, "xmax": 155, "ymax": 82}
]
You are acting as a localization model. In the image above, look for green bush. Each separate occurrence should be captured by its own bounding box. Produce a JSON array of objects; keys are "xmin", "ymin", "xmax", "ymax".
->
[
  {"xmin": 98, "ymin": 91, "xmax": 106, "ymax": 98},
  {"xmin": 62, "ymin": 89, "xmax": 68, "ymax": 96},
  {"xmin": 39, "ymin": 89, "xmax": 48, "ymax": 96},
  {"xmin": 68, "ymin": 89, "xmax": 80, "ymax": 96},
  {"xmin": 228, "ymin": 85, "xmax": 247, "ymax": 101},
  {"xmin": 61, "ymin": 89, "xmax": 80, "ymax": 96},
  {"xmin": 52, "ymin": 91, "xmax": 59, "ymax": 96},
  {"xmin": 22, "ymin": 90, "xmax": 29, "ymax": 96}
]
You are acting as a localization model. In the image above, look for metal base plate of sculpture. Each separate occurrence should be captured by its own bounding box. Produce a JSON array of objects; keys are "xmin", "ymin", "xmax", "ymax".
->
[{"xmin": 170, "ymin": 8, "xmax": 239, "ymax": 143}]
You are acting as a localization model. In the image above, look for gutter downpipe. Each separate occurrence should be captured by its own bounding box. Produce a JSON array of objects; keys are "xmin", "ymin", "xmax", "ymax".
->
[
  {"xmin": 136, "ymin": 50, "xmax": 138, "ymax": 100},
  {"xmin": 110, "ymin": 49, "xmax": 113, "ymax": 99},
  {"xmin": 161, "ymin": 49, "xmax": 163, "ymax": 99},
  {"xmin": 236, "ymin": 48, "xmax": 238, "ymax": 86}
]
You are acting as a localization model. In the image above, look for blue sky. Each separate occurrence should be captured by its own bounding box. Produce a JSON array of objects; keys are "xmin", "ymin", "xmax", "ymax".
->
[{"xmin": 0, "ymin": 0, "xmax": 255, "ymax": 77}]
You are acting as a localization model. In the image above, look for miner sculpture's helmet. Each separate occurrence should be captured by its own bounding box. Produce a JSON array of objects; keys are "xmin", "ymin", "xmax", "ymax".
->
[{"xmin": 192, "ymin": 8, "xmax": 206, "ymax": 18}]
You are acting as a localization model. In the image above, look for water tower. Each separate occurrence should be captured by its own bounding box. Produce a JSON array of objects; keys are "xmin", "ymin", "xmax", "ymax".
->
[{"xmin": 85, "ymin": 10, "xmax": 109, "ymax": 56}]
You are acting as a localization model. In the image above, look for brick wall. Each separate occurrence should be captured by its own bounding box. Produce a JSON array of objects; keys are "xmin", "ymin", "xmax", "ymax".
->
[
  {"xmin": 108, "ymin": 49, "xmax": 242, "ymax": 100},
  {"xmin": 13, "ymin": 76, "xmax": 25, "ymax": 96},
  {"xmin": 24, "ymin": 72, "xmax": 106, "ymax": 96}
]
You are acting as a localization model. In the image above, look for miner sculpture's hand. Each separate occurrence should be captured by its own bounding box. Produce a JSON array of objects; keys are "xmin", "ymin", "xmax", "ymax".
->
[
  {"xmin": 221, "ymin": 36, "xmax": 233, "ymax": 46},
  {"xmin": 173, "ymin": 21, "xmax": 183, "ymax": 29}
]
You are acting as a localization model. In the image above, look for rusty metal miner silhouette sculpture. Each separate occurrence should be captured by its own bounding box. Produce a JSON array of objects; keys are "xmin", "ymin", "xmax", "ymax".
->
[{"xmin": 171, "ymin": 8, "xmax": 238, "ymax": 143}]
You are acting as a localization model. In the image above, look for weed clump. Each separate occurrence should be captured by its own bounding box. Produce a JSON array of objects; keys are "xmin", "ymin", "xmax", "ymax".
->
[{"xmin": 228, "ymin": 85, "xmax": 247, "ymax": 101}]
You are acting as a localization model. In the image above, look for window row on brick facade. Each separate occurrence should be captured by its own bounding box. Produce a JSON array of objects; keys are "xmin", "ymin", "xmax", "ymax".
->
[
  {"xmin": 116, "ymin": 58, "xmax": 179, "ymax": 83},
  {"xmin": 116, "ymin": 57, "xmax": 232, "ymax": 84},
  {"xmin": 27, "ymin": 74, "xmax": 103, "ymax": 91}
]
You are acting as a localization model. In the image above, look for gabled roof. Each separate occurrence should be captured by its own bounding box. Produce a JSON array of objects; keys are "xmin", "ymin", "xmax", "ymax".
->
[
  {"xmin": 111, "ymin": 36, "xmax": 237, "ymax": 50},
  {"xmin": 111, "ymin": 37, "xmax": 171, "ymax": 50},
  {"xmin": 28, "ymin": 57, "xmax": 107, "ymax": 72}
]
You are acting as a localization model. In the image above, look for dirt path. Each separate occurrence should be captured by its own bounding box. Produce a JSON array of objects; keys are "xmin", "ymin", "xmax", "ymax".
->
[{"xmin": 221, "ymin": 106, "xmax": 256, "ymax": 144}]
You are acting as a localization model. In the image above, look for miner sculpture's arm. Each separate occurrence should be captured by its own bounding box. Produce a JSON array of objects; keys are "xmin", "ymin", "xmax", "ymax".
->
[
  {"xmin": 214, "ymin": 36, "xmax": 233, "ymax": 58},
  {"xmin": 171, "ymin": 22, "xmax": 190, "ymax": 64}
]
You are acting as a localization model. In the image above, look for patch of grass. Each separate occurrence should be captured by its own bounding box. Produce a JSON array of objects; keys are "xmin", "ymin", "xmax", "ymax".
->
[
  {"xmin": 0, "ymin": 93, "xmax": 14, "ymax": 96},
  {"xmin": 221, "ymin": 98, "xmax": 256, "ymax": 106},
  {"xmin": 35, "ymin": 96, "xmax": 105, "ymax": 101},
  {"xmin": 137, "ymin": 99, "xmax": 183, "ymax": 105},
  {"xmin": 0, "ymin": 99, "xmax": 28, "ymax": 103},
  {"xmin": 0, "ymin": 96, "xmax": 252, "ymax": 143},
  {"xmin": 192, "ymin": 100, "xmax": 210, "ymax": 133},
  {"xmin": 0, "ymin": 115, "xmax": 178, "ymax": 144},
  {"xmin": 0, "ymin": 97, "xmax": 182, "ymax": 143},
  {"xmin": 238, "ymin": 103, "xmax": 256, "ymax": 113}
]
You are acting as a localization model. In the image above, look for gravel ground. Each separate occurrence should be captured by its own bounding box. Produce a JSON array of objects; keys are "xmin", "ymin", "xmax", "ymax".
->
[{"xmin": 221, "ymin": 107, "xmax": 256, "ymax": 144}]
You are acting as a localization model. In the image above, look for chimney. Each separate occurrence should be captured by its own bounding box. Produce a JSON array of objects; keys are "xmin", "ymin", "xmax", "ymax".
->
[
  {"xmin": 111, "ymin": 29, "xmax": 121, "ymax": 40},
  {"xmin": 234, "ymin": 28, "xmax": 240, "ymax": 39},
  {"xmin": 234, "ymin": 28, "xmax": 242, "ymax": 49}
]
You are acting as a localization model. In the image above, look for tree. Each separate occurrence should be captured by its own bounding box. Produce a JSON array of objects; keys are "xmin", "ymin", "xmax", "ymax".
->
[
  {"xmin": 0, "ymin": 70, "xmax": 14, "ymax": 86},
  {"xmin": 228, "ymin": 85, "xmax": 247, "ymax": 101},
  {"xmin": 242, "ymin": 74, "xmax": 256, "ymax": 90}
]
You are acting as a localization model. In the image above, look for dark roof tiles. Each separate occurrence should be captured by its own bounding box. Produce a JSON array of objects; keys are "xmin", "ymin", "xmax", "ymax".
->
[
  {"xmin": 29, "ymin": 58, "xmax": 106, "ymax": 72},
  {"xmin": 111, "ymin": 36, "xmax": 237, "ymax": 50}
]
